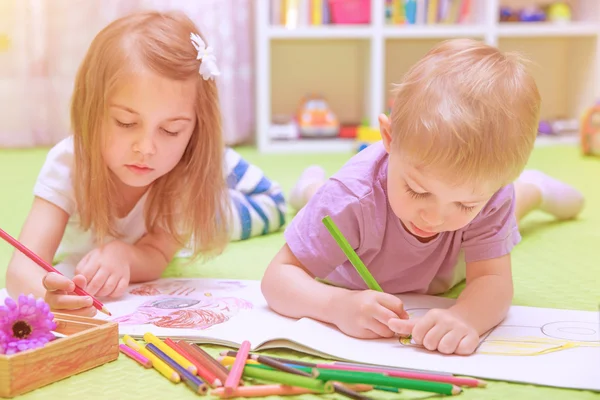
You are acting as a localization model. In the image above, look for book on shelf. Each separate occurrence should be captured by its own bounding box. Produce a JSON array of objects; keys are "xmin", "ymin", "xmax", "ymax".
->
[{"xmin": 270, "ymin": 0, "xmax": 472, "ymax": 28}]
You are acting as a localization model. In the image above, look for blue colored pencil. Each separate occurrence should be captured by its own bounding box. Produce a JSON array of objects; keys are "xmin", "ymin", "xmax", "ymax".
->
[{"xmin": 146, "ymin": 343, "xmax": 208, "ymax": 395}]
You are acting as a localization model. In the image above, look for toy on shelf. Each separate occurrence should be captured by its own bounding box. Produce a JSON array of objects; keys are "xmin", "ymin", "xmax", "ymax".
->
[
  {"xmin": 499, "ymin": 6, "xmax": 545, "ymax": 22},
  {"xmin": 580, "ymin": 101, "xmax": 600, "ymax": 156},
  {"xmin": 547, "ymin": 2, "xmax": 571, "ymax": 23},
  {"xmin": 538, "ymin": 118, "xmax": 578, "ymax": 135},
  {"xmin": 355, "ymin": 120, "xmax": 381, "ymax": 152},
  {"xmin": 269, "ymin": 114, "xmax": 299, "ymax": 140},
  {"xmin": 296, "ymin": 94, "xmax": 340, "ymax": 138}
]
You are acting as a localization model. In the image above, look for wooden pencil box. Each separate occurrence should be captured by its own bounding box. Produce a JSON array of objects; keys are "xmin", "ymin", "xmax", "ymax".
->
[{"xmin": 0, "ymin": 313, "xmax": 119, "ymax": 398}]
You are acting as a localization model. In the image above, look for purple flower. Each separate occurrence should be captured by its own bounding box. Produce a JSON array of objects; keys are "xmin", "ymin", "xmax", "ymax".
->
[{"xmin": 0, "ymin": 294, "xmax": 57, "ymax": 355}]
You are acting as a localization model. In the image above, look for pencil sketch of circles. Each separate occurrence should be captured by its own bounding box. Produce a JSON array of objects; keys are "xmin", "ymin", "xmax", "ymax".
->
[{"xmin": 541, "ymin": 321, "xmax": 599, "ymax": 342}]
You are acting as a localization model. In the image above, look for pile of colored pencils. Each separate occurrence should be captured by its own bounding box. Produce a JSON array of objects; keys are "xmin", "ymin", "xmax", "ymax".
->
[{"xmin": 119, "ymin": 334, "xmax": 486, "ymax": 398}]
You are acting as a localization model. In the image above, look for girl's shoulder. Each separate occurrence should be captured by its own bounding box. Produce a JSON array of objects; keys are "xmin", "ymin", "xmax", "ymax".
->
[{"xmin": 33, "ymin": 135, "xmax": 77, "ymax": 215}]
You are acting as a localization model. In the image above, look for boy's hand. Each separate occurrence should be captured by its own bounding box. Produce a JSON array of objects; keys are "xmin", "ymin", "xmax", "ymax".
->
[
  {"xmin": 43, "ymin": 272, "xmax": 96, "ymax": 317},
  {"xmin": 389, "ymin": 308, "xmax": 479, "ymax": 355},
  {"xmin": 75, "ymin": 240, "xmax": 132, "ymax": 298},
  {"xmin": 331, "ymin": 290, "xmax": 409, "ymax": 339}
]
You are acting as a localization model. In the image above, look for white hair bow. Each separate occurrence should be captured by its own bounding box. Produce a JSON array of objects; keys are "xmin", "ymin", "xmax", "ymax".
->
[{"xmin": 190, "ymin": 33, "xmax": 220, "ymax": 81}]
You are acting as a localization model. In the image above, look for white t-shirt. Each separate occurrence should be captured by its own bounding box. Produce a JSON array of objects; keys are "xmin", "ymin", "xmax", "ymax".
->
[{"xmin": 33, "ymin": 136, "xmax": 148, "ymax": 276}]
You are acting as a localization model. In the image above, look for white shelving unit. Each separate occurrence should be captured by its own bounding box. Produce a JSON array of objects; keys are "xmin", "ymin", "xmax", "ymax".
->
[{"xmin": 255, "ymin": 0, "xmax": 600, "ymax": 153}]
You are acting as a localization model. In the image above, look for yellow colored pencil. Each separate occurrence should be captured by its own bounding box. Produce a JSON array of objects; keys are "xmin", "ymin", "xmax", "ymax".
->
[
  {"xmin": 218, "ymin": 355, "xmax": 259, "ymax": 367},
  {"xmin": 123, "ymin": 335, "xmax": 180, "ymax": 383},
  {"xmin": 143, "ymin": 332, "xmax": 198, "ymax": 375}
]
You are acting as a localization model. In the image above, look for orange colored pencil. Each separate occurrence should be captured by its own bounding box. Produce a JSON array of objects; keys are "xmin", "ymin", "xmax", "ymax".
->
[
  {"xmin": 177, "ymin": 341, "xmax": 229, "ymax": 384},
  {"xmin": 211, "ymin": 384, "xmax": 327, "ymax": 398},
  {"xmin": 224, "ymin": 340, "xmax": 251, "ymax": 393},
  {"xmin": 211, "ymin": 383, "xmax": 373, "ymax": 398},
  {"xmin": 165, "ymin": 338, "xmax": 222, "ymax": 387}
]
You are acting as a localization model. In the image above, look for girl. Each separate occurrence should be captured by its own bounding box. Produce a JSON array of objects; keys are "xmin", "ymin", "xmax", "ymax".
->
[{"xmin": 5, "ymin": 10, "xmax": 286, "ymax": 316}]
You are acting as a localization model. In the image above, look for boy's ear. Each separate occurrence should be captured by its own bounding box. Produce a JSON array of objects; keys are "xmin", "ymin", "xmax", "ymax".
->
[{"xmin": 379, "ymin": 114, "xmax": 392, "ymax": 153}]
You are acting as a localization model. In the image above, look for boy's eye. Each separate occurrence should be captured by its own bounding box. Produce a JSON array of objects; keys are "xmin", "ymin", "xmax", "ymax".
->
[
  {"xmin": 115, "ymin": 119, "xmax": 136, "ymax": 128},
  {"xmin": 458, "ymin": 204, "xmax": 476, "ymax": 213},
  {"xmin": 405, "ymin": 185, "xmax": 429, "ymax": 200}
]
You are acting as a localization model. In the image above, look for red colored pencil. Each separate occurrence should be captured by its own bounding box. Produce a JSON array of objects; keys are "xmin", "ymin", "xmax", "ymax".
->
[
  {"xmin": 224, "ymin": 340, "xmax": 251, "ymax": 393},
  {"xmin": 164, "ymin": 338, "xmax": 222, "ymax": 387},
  {"xmin": 0, "ymin": 227, "xmax": 111, "ymax": 316}
]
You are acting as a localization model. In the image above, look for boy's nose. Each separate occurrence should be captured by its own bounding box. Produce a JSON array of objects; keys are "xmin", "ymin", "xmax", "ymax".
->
[{"xmin": 420, "ymin": 209, "xmax": 444, "ymax": 227}]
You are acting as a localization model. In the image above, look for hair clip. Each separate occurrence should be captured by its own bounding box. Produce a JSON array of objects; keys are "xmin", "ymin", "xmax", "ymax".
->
[{"xmin": 190, "ymin": 33, "xmax": 220, "ymax": 81}]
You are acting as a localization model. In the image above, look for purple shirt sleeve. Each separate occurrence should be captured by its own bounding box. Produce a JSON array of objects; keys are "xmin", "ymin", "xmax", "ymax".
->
[
  {"xmin": 284, "ymin": 179, "xmax": 364, "ymax": 278},
  {"xmin": 461, "ymin": 184, "xmax": 521, "ymax": 263}
]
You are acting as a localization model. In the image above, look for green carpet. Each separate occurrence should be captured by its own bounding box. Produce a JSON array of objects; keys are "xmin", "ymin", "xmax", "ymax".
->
[{"xmin": 0, "ymin": 144, "xmax": 598, "ymax": 399}]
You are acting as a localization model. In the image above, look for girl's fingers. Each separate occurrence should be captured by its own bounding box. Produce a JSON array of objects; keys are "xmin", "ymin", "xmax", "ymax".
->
[
  {"xmin": 96, "ymin": 275, "xmax": 120, "ymax": 298},
  {"xmin": 42, "ymin": 272, "xmax": 75, "ymax": 292},
  {"xmin": 47, "ymin": 293, "xmax": 94, "ymax": 310},
  {"xmin": 108, "ymin": 277, "xmax": 129, "ymax": 298},
  {"xmin": 85, "ymin": 268, "xmax": 110, "ymax": 296}
]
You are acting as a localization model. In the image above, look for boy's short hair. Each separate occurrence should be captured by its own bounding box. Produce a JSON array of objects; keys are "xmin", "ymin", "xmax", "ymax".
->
[{"xmin": 390, "ymin": 38, "xmax": 541, "ymax": 187}]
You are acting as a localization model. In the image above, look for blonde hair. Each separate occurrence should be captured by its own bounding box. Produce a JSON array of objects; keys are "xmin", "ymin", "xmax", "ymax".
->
[
  {"xmin": 71, "ymin": 10, "xmax": 230, "ymax": 260},
  {"xmin": 390, "ymin": 38, "xmax": 541, "ymax": 187}
]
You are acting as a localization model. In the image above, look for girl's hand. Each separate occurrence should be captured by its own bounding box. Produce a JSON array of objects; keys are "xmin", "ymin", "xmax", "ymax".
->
[
  {"xmin": 331, "ymin": 290, "xmax": 409, "ymax": 339},
  {"xmin": 75, "ymin": 240, "xmax": 132, "ymax": 298},
  {"xmin": 43, "ymin": 272, "xmax": 96, "ymax": 317},
  {"xmin": 389, "ymin": 308, "xmax": 480, "ymax": 355}
]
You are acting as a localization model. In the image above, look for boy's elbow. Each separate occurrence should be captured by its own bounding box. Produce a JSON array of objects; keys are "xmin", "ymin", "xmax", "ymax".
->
[{"xmin": 260, "ymin": 262, "xmax": 279, "ymax": 305}]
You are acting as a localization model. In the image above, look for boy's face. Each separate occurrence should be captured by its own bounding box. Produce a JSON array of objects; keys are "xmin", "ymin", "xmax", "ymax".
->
[
  {"xmin": 386, "ymin": 155, "xmax": 496, "ymax": 241},
  {"xmin": 379, "ymin": 115, "xmax": 498, "ymax": 241}
]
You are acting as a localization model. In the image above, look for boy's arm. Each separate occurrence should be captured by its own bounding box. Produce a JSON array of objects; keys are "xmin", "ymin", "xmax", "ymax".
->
[
  {"xmin": 5, "ymin": 197, "xmax": 69, "ymax": 298},
  {"xmin": 261, "ymin": 243, "xmax": 350, "ymax": 322},
  {"xmin": 450, "ymin": 253, "xmax": 513, "ymax": 334},
  {"xmin": 262, "ymin": 243, "xmax": 408, "ymax": 339}
]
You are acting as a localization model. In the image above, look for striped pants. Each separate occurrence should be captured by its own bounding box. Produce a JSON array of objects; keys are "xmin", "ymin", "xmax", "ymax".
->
[{"xmin": 225, "ymin": 148, "xmax": 287, "ymax": 241}]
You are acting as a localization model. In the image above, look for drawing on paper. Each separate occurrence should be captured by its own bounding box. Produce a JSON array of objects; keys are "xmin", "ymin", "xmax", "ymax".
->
[
  {"xmin": 399, "ymin": 308, "xmax": 600, "ymax": 356},
  {"xmin": 112, "ymin": 295, "xmax": 253, "ymax": 329},
  {"xmin": 129, "ymin": 279, "xmax": 247, "ymax": 296}
]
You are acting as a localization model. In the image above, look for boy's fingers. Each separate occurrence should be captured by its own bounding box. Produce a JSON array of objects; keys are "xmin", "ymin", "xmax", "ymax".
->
[
  {"xmin": 43, "ymin": 272, "xmax": 75, "ymax": 292},
  {"xmin": 377, "ymin": 293, "xmax": 408, "ymax": 319},
  {"xmin": 388, "ymin": 317, "xmax": 416, "ymax": 337}
]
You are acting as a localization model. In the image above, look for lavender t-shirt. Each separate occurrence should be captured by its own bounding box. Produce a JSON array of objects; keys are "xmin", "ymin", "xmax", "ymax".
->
[{"xmin": 284, "ymin": 142, "xmax": 520, "ymax": 295}]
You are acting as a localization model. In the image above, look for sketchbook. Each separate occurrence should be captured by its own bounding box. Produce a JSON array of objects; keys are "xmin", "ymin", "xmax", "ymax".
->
[{"xmin": 2, "ymin": 278, "xmax": 598, "ymax": 391}]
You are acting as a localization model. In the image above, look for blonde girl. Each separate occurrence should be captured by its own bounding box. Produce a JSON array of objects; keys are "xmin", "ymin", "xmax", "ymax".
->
[{"xmin": 6, "ymin": 10, "xmax": 285, "ymax": 316}]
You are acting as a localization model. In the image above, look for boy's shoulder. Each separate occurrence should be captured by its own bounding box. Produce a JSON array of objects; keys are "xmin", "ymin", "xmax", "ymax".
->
[{"xmin": 327, "ymin": 141, "xmax": 389, "ymax": 200}]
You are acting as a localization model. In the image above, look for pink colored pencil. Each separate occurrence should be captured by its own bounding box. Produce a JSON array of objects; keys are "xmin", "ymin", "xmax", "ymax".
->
[
  {"xmin": 224, "ymin": 340, "xmax": 251, "ymax": 393},
  {"xmin": 317, "ymin": 364, "xmax": 486, "ymax": 388},
  {"xmin": 119, "ymin": 344, "xmax": 152, "ymax": 368}
]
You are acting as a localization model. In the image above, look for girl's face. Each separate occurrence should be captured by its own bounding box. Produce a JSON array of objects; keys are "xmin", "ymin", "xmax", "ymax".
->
[{"xmin": 102, "ymin": 71, "xmax": 196, "ymax": 190}]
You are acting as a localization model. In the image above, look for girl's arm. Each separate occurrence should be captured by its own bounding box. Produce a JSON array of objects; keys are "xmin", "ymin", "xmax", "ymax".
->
[
  {"xmin": 128, "ymin": 228, "xmax": 182, "ymax": 282},
  {"xmin": 5, "ymin": 197, "xmax": 69, "ymax": 298}
]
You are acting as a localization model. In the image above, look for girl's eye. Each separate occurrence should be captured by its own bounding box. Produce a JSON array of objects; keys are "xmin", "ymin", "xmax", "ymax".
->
[
  {"xmin": 405, "ymin": 185, "xmax": 429, "ymax": 200},
  {"xmin": 162, "ymin": 128, "xmax": 179, "ymax": 136},
  {"xmin": 459, "ymin": 204, "xmax": 476, "ymax": 213},
  {"xmin": 115, "ymin": 120, "xmax": 135, "ymax": 128}
]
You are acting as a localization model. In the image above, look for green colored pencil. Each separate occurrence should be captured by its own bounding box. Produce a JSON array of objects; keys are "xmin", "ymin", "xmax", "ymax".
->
[
  {"xmin": 247, "ymin": 363, "xmax": 313, "ymax": 374},
  {"xmin": 322, "ymin": 215, "xmax": 383, "ymax": 292},
  {"xmin": 242, "ymin": 365, "xmax": 334, "ymax": 393},
  {"xmin": 312, "ymin": 368, "xmax": 462, "ymax": 396}
]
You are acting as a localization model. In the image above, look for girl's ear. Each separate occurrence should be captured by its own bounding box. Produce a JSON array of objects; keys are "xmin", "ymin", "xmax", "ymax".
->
[{"xmin": 379, "ymin": 114, "xmax": 392, "ymax": 153}]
